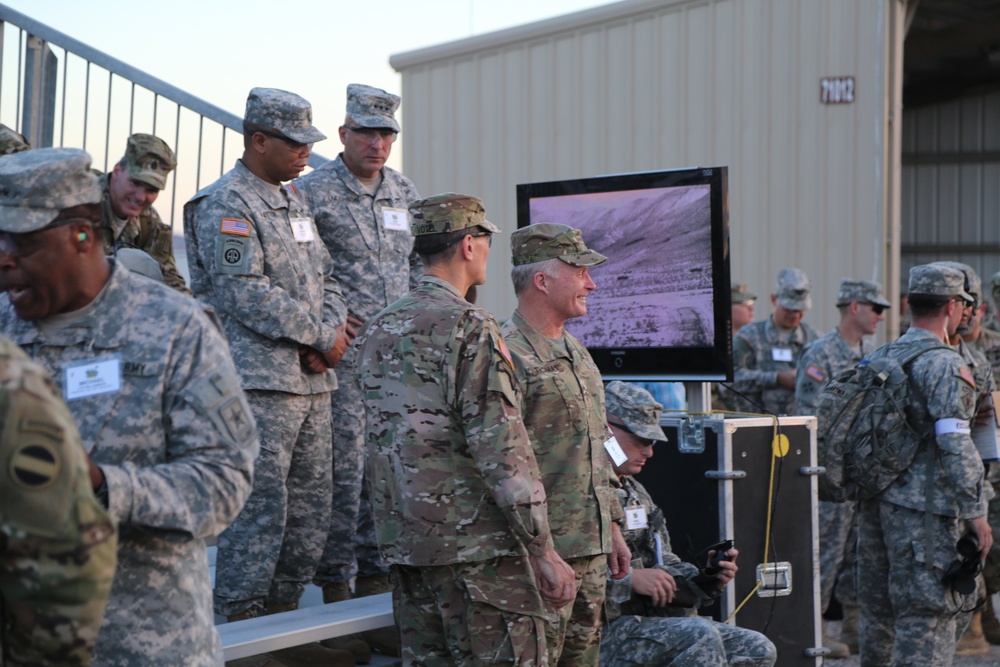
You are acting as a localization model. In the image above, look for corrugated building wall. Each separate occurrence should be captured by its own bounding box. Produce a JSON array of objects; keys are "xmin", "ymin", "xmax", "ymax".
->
[{"xmin": 391, "ymin": 0, "xmax": 894, "ymax": 334}]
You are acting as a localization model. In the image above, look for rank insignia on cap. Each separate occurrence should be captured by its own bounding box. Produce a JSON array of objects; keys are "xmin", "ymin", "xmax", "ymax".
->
[
  {"xmin": 9, "ymin": 442, "xmax": 60, "ymax": 489},
  {"xmin": 806, "ymin": 365, "xmax": 826, "ymax": 383},
  {"xmin": 959, "ymin": 366, "xmax": 976, "ymax": 389},
  {"xmin": 220, "ymin": 218, "xmax": 252, "ymax": 236}
]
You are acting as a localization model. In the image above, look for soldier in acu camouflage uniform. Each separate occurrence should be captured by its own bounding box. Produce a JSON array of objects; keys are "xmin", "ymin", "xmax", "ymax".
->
[
  {"xmin": 0, "ymin": 147, "xmax": 257, "ymax": 666},
  {"xmin": 296, "ymin": 84, "xmax": 421, "ymax": 623},
  {"xmin": 599, "ymin": 381, "xmax": 776, "ymax": 667},
  {"xmin": 99, "ymin": 133, "xmax": 189, "ymax": 293},
  {"xmin": 184, "ymin": 88, "xmax": 353, "ymax": 661},
  {"xmin": 794, "ymin": 278, "xmax": 889, "ymax": 656},
  {"xmin": 355, "ymin": 193, "xmax": 576, "ymax": 665},
  {"xmin": 0, "ymin": 334, "xmax": 116, "ymax": 667},
  {"xmin": 856, "ymin": 263, "xmax": 992, "ymax": 667},
  {"xmin": 502, "ymin": 223, "xmax": 631, "ymax": 667},
  {"xmin": 983, "ymin": 272, "xmax": 1000, "ymax": 333},
  {"xmin": 720, "ymin": 267, "xmax": 820, "ymax": 415}
]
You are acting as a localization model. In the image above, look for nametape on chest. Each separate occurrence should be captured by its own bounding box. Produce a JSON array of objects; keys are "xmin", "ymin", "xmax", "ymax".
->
[{"xmin": 220, "ymin": 218, "xmax": 252, "ymax": 237}]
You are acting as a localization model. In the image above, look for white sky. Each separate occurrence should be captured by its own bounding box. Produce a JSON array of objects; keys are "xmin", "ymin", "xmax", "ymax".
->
[{"xmin": 5, "ymin": 0, "xmax": 614, "ymax": 170}]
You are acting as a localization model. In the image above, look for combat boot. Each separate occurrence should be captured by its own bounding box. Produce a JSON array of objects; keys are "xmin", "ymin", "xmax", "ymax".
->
[
  {"xmin": 955, "ymin": 611, "xmax": 990, "ymax": 656},
  {"xmin": 355, "ymin": 575, "xmax": 400, "ymax": 657},
  {"xmin": 822, "ymin": 621, "xmax": 850, "ymax": 659},
  {"xmin": 839, "ymin": 605, "xmax": 860, "ymax": 654},
  {"xmin": 320, "ymin": 581, "xmax": 373, "ymax": 663},
  {"xmin": 266, "ymin": 601, "xmax": 357, "ymax": 667},
  {"xmin": 983, "ymin": 596, "xmax": 1000, "ymax": 645}
]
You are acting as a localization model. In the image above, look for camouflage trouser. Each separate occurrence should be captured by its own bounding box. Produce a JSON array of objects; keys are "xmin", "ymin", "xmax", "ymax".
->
[
  {"xmin": 985, "ymin": 464, "xmax": 1000, "ymax": 595},
  {"xmin": 213, "ymin": 390, "xmax": 333, "ymax": 616},
  {"xmin": 856, "ymin": 500, "xmax": 975, "ymax": 667},
  {"xmin": 314, "ymin": 378, "xmax": 386, "ymax": 586},
  {"xmin": 819, "ymin": 499, "xmax": 857, "ymax": 610},
  {"xmin": 545, "ymin": 554, "xmax": 606, "ymax": 667},
  {"xmin": 599, "ymin": 614, "xmax": 777, "ymax": 667},
  {"xmin": 391, "ymin": 557, "xmax": 550, "ymax": 666}
]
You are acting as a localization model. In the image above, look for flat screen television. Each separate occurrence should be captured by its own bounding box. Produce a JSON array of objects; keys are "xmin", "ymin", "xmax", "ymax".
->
[{"xmin": 516, "ymin": 167, "xmax": 732, "ymax": 381}]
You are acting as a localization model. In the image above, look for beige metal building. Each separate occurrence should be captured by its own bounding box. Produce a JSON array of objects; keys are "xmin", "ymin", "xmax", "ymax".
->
[{"xmin": 391, "ymin": 0, "xmax": 1000, "ymax": 337}]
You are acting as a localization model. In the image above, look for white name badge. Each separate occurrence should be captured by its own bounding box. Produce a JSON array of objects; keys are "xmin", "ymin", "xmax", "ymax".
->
[
  {"xmin": 625, "ymin": 507, "xmax": 648, "ymax": 530},
  {"xmin": 604, "ymin": 435, "xmax": 628, "ymax": 466},
  {"xmin": 771, "ymin": 347, "xmax": 793, "ymax": 362},
  {"xmin": 382, "ymin": 208, "xmax": 409, "ymax": 231},
  {"xmin": 64, "ymin": 354, "xmax": 122, "ymax": 401},
  {"xmin": 289, "ymin": 217, "xmax": 315, "ymax": 242}
]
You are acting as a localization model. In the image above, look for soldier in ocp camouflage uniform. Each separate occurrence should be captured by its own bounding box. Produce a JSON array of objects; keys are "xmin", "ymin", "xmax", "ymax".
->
[
  {"xmin": 99, "ymin": 133, "xmax": 190, "ymax": 293},
  {"xmin": 355, "ymin": 193, "xmax": 576, "ymax": 665},
  {"xmin": 600, "ymin": 381, "xmax": 776, "ymax": 667},
  {"xmin": 296, "ymin": 84, "xmax": 421, "ymax": 619},
  {"xmin": 0, "ymin": 334, "xmax": 116, "ymax": 667},
  {"xmin": 502, "ymin": 223, "xmax": 631, "ymax": 667},
  {"xmin": 184, "ymin": 88, "xmax": 350, "ymax": 657},
  {"xmin": 856, "ymin": 263, "xmax": 991, "ymax": 667},
  {"xmin": 720, "ymin": 268, "xmax": 820, "ymax": 415},
  {"xmin": 795, "ymin": 278, "xmax": 889, "ymax": 656},
  {"xmin": 0, "ymin": 147, "xmax": 258, "ymax": 666}
]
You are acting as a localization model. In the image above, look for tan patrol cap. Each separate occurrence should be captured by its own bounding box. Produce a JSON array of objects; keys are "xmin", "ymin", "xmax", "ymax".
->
[
  {"xmin": 510, "ymin": 223, "xmax": 607, "ymax": 267},
  {"xmin": 123, "ymin": 134, "xmax": 176, "ymax": 190},
  {"xmin": 409, "ymin": 193, "xmax": 500, "ymax": 236}
]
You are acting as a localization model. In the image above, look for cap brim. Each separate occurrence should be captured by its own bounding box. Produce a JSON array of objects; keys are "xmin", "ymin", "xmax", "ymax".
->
[
  {"xmin": 631, "ymin": 423, "xmax": 669, "ymax": 443},
  {"xmin": 284, "ymin": 126, "xmax": 327, "ymax": 144},
  {"xmin": 479, "ymin": 219, "xmax": 501, "ymax": 234},
  {"xmin": 351, "ymin": 115, "xmax": 401, "ymax": 133},
  {"xmin": 0, "ymin": 205, "xmax": 60, "ymax": 233},
  {"xmin": 870, "ymin": 295, "xmax": 892, "ymax": 308},
  {"xmin": 559, "ymin": 249, "xmax": 608, "ymax": 267},
  {"xmin": 129, "ymin": 168, "xmax": 166, "ymax": 191},
  {"xmin": 777, "ymin": 295, "xmax": 811, "ymax": 311}
]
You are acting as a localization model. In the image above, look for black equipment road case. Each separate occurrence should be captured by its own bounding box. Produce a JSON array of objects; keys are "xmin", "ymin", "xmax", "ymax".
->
[{"xmin": 633, "ymin": 415, "xmax": 824, "ymax": 666}]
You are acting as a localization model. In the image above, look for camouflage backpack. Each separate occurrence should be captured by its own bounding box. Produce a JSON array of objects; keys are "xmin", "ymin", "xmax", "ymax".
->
[{"xmin": 815, "ymin": 338, "xmax": 949, "ymax": 502}]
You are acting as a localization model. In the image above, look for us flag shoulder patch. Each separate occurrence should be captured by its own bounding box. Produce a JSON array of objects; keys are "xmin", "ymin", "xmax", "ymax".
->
[
  {"xmin": 220, "ymin": 218, "xmax": 252, "ymax": 236},
  {"xmin": 806, "ymin": 364, "xmax": 826, "ymax": 383}
]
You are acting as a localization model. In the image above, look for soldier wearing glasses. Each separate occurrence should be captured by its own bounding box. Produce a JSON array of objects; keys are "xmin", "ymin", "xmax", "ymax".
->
[
  {"xmin": 184, "ymin": 88, "xmax": 352, "ymax": 665},
  {"xmin": 794, "ymin": 278, "xmax": 890, "ymax": 657},
  {"xmin": 296, "ymin": 85, "xmax": 421, "ymax": 641}
]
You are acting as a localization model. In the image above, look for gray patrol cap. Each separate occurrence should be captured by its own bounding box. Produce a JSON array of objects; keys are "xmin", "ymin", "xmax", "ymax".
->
[
  {"xmin": 511, "ymin": 223, "xmax": 607, "ymax": 268},
  {"xmin": 836, "ymin": 279, "xmax": 891, "ymax": 308},
  {"xmin": 409, "ymin": 193, "xmax": 500, "ymax": 236},
  {"xmin": 908, "ymin": 263, "xmax": 973, "ymax": 302},
  {"xmin": 0, "ymin": 124, "xmax": 29, "ymax": 156},
  {"xmin": 775, "ymin": 267, "xmax": 812, "ymax": 311},
  {"xmin": 245, "ymin": 87, "xmax": 326, "ymax": 144},
  {"xmin": 0, "ymin": 147, "xmax": 101, "ymax": 233},
  {"xmin": 346, "ymin": 83, "xmax": 401, "ymax": 133},
  {"xmin": 932, "ymin": 261, "xmax": 981, "ymax": 303},
  {"xmin": 732, "ymin": 283, "xmax": 757, "ymax": 304},
  {"xmin": 605, "ymin": 381, "xmax": 669, "ymax": 443}
]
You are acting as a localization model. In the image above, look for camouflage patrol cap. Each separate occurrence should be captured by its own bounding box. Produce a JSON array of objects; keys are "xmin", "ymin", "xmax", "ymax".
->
[
  {"xmin": 346, "ymin": 83, "xmax": 401, "ymax": 133},
  {"xmin": 409, "ymin": 193, "xmax": 501, "ymax": 236},
  {"xmin": 0, "ymin": 147, "xmax": 101, "ymax": 233},
  {"xmin": 932, "ymin": 261, "xmax": 981, "ymax": 303},
  {"xmin": 908, "ymin": 263, "xmax": 973, "ymax": 301},
  {"xmin": 731, "ymin": 283, "xmax": 757, "ymax": 304},
  {"xmin": 774, "ymin": 267, "xmax": 812, "ymax": 311},
  {"xmin": 510, "ymin": 223, "xmax": 607, "ymax": 267},
  {"xmin": 245, "ymin": 87, "xmax": 326, "ymax": 144},
  {"xmin": 123, "ymin": 134, "xmax": 176, "ymax": 190},
  {"xmin": 604, "ymin": 381, "xmax": 669, "ymax": 443},
  {"xmin": 0, "ymin": 124, "xmax": 29, "ymax": 156},
  {"xmin": 836, "ymin": 279, "xmax": 891, "ymax": 308}
]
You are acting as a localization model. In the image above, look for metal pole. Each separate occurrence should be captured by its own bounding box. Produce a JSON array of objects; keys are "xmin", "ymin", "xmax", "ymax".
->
[
  {"xmin": 58, "ymin": 45, "xmax": 66, "ymax": 146},
  {"xmin": 196, "ymin": 114, "xmax": 203, "ymax": 190},
  {"xmin": 103, "ymin": 69, "xmax": 111, "ymax": 171},
  {"xmin": 82, "ymin": 59, "xmax": 90, "ymax": 149}
]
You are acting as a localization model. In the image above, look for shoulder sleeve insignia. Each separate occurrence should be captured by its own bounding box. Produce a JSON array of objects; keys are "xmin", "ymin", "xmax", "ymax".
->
[
  {"xmin": 806, "ymin": 364, "xmax": 826, "ymax": 383},
  {"xmin": 220, "ymin": 218, "xmax": 252, "ymax": 236},
  {"xmin": 496, "ymin": 335, "xmax": 514, "ymax": 369},
  {"xmin": 959, "ymin": 365, "xmax": 977, "ymax": 389},
  {"xmin": 9, "ymin": 442, "xmax": 60, "ymax": 489}
]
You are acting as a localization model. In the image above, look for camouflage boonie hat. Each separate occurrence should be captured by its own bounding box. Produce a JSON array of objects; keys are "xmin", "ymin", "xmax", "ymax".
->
[
  {"xmin": 409, "ymin": 193, "xmax": 500, "ymax": 236},
  {"xmin": 245, "ymin": 87, "xmax": 326, "ymax": 144},
  {"xmin": 836, "ymin": 279, "xmax": 891, "ymax": 308},
  {"xmin": 0, "ymin": 124, "xmax": 29, "ymax": 156},
  {"xmin": 0, "ymin": 147, "xmax": 101, "ymax": 233},
  {"xmin": 346, "ymin": 83, "xmax": 401, "ymax": 133},
  {"xmin": 604, "ymin": 381, "xmax": 668, "ymax": 443},
  {"xmin": 908, "ymin": 263, "xmax": 973, "ymax": 302},
  {"xmin": 510, "ymin": 223, "xmax": 607, "ymax": 267},
  {"xmin": 932, "ymin": 261, "xmax": 981, "ymax": 303},
  {"xmin": 123, "ymin": 134, "xmax": 176, "ymax": 190},
  {"xmin": 731, "ymin": 283, "xmax": 757, "ymax": 304},
  {"xmin": 775, "ymin": 267, "xmax": 812, "ymax": 311}
]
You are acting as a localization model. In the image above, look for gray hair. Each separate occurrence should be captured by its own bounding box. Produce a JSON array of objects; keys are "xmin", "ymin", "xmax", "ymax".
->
[{"xmin": 511, "ymin": 257, "xmax": 565, "ymax": 296}]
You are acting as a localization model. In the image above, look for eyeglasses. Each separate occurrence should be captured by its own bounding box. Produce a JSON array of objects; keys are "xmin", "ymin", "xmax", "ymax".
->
[
  {"xmin": 862, "ymin": 302, "xmax": 886, "ymax": 315},
  {"xmin": 256, "ymin": 129, "xmax": 313, "ymax": 154},
  {"xmin": 470, "ymin": 232, "xmax": 493, "ymax": 248},
  {"xmin": 343, "ymin": 126, "xmax": 398, "ymax": 145},
  {"xmin": 0, "ymin": 217, "xmax": 87, "ymax": 258}
]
